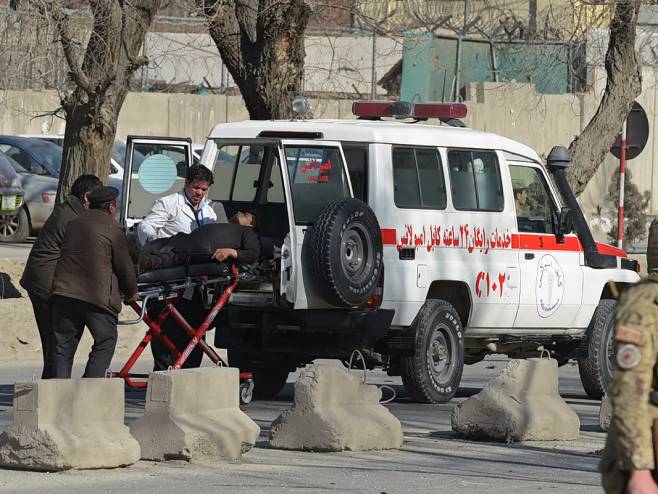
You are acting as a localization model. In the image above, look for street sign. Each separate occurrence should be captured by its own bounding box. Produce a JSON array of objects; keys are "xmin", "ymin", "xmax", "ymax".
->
[{"xmin": 610, "ymin": 101, "xmax": 649, "ymax": 160}]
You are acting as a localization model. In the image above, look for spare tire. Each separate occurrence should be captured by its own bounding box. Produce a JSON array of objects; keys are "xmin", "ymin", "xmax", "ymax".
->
[{"xmin": 309, "ymin": 198, "xmax": 383, "ymax": 307}]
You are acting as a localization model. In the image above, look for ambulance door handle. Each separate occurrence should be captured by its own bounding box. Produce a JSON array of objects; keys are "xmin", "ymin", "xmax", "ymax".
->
[
  {"xmin": 524, "ymin": 253, "xmax": 535, "ymax": 260},
  {"xmin": 506, "ymin": 266, "xmax": 518, "ymax": 289}
]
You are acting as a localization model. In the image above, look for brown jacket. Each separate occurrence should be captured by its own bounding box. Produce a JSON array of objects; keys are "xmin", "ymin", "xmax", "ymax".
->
[
  {"xmin": 20, "ymin": 195, "xmax": 87, "ymax": 300},
  {"xmin": 51, "ymin": 209, "xmax": 138, "ymax": 315}
]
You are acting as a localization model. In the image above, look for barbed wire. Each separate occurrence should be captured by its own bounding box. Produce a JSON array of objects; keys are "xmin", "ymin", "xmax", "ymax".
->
[{"xmin": 1, "ymin": 0, "xmax": 656, "ymax": 98}]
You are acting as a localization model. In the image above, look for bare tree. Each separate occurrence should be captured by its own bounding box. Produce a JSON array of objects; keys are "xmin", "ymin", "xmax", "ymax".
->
[
  {"xmin": 11, "ymin": 0, "xmax": 164, "ymax": 200},
  {"xmin": 567, "ymin": 0, "xmax": 642, "ymax": 197},
  {"xmin": 198, "ymin": 0, "xmax": 312, "ymax": 119}
]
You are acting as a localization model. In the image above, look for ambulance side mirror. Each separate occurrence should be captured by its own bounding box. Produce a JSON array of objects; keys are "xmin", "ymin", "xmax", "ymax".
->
[{"xmin": 555, "ymin": 207, "xmax": 574, "ymax": 237}]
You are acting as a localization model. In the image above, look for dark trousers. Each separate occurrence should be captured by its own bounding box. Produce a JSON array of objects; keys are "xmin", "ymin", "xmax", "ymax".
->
[
  {"xmin": 149, "ymin": 293, "xmax": 207, "ymax": 371},
  {"xmin": 28, "ymin": 293, "xmax": 54, "ymax": 379},
  {"xmin": 51, "ymin": 296, "xmax": 118, "ymax": 378}
]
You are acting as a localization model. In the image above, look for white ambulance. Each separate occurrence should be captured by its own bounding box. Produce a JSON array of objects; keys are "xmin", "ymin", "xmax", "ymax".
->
[{"xmin": 121, "ymin": 99, "xmax": 640, "ymax": 404}]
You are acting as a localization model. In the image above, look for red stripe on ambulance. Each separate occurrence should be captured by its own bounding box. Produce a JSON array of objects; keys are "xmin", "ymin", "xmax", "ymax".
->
[
  {"xmin": 380, "ymin": 228, "xmax": 627, "ymax": 258},
  {"xmin": 380, "ymin": 228, "xmax": 397, "ymax": 245}
]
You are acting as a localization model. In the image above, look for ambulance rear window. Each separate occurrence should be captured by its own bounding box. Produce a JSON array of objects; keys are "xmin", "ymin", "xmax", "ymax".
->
[
  {"xmin": 392, "ymin": 146, "xmax": 446, "ymax": 209},
  {"xmin": 284, "ymin": 145, "xmax": 350, "ymax": 225},
  {"xmin": 448, "ymin": 149, "xmax": 504, "ymax": 211}
]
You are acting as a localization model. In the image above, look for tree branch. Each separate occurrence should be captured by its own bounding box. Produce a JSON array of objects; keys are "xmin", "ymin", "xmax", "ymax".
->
[
  {"xmin": 48, "ymin": 0, "xmax": 91, "ymax": 92},
  {"xmin": 567, "ymin": 0, "xmax": 642, "ymax": 196}
]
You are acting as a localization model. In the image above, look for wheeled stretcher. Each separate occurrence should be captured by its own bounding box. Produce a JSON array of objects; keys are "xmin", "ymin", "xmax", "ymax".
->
[{"xmin": 113, "ymin": 261, "xmax": 255, "ymax": 403}]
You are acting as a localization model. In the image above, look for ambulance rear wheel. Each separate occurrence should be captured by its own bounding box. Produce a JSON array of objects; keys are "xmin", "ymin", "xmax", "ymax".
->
[
  {"xmin": 227, "ymin": 350, "xmax": 290, "ymax": 399},
  {"xmin": 252, "ymin": 367, "xmax": 289, "ymax": 399},
  {"xmin": 578, "ymin": 299, "xmax": 616, "ymax": 399},
  {"xmin": 401, "ymin": 299, "xmax": 464, "ymax": 404}
]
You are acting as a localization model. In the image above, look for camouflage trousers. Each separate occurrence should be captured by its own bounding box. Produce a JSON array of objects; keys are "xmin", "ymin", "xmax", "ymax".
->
[
  {"xmin": 600, "ymin": 463, "xmax": 629, "ymax": 494},
  {"xmin": 600, "ymin": 440, "xmax": 630, "ymax": 494}
]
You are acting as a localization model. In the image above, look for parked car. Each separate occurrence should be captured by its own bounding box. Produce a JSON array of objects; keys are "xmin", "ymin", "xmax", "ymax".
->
[
  {"xmin": 20, "ymin": 134, "xmax": 125, "ymax": 181},
  {"xmin": 0, "ymin": 153, "xmax": 25, "ymax": 239},
  {"xmin": 192, "ymin": 143, "xmax": 204, "ymax": 164},
  {"xmin": 0, "ymin": 136, "xmax": 122, "ymax": 242},
  {"xmin": 25, "ymin": 134, "xmax": 201, "ymax": 179},
  {"xmin": 0, "ymin": 137, "xmax": 61, "ymax": 242},
  {"xmin": 111, "ymin": 140, "xmax": 142, "ymax": 179}
]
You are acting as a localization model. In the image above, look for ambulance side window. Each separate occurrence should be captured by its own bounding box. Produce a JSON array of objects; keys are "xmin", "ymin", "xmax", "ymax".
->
[
  {"xmin": 208, "ymin": 144, "xmax": 265, "ymax": 202},
  {"xmin": 343, "ymin": 145, "xmax": 368, "ymax": 201},
  {"xmin": 448, "ymin": 149, "xmax": 503, "ymax": 211},
  {"xmin": 509, "ymin": 164, "xmax": 558, "ymax": 234},
  {"xmin": 392, "ymin": 146, "xmax": 446, "ymax": 209}
]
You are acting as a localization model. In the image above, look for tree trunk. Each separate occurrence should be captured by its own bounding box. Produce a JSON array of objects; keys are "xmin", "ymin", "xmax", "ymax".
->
[
  {"xmin": 48, "ymin": 0, "xmax": 161, "ymax": 202},
  {"xmin": 201, "ymin": 0, "xmax": 312, "ymax": 120},
  {"xmin": 567, "ymin": 0, "xmax": 642, "ymax": 197},
  {"xmin": 58, "ymin": 87, "xmax": 127, "ymax": 198}
]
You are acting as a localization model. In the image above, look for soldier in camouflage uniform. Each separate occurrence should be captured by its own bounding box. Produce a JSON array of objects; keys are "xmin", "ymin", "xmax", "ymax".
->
[{"xmin": 601, "ymin": 224, "xmax": 658, "ymax": 494}]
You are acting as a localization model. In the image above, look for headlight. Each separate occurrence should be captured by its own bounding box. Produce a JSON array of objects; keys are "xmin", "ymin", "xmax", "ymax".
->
[{"xmin": 11, "ymin": 177, "xmax": 22, "ymax": 188}]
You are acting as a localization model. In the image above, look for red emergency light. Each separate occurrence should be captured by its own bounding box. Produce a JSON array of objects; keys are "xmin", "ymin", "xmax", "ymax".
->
[
  {"xmin": 413, "ymin": 102, "xmax": 467, "ymax": 120},
  {"xmin": 352, "ymin": 101, "xmax": 396, "ymax": 118},
  {"xmin": 352, "ymin": 100, "xmax": 468, "ymax": 121}
]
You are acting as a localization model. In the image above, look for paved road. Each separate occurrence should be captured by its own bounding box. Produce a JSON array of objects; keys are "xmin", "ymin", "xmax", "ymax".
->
[
  {"xmin": 0, "ymin": 357, "xmax": 605, "ymax": 493},
  {"xmin": 0, "ymin": 240, "xmax": 32, "ymax": 260}
]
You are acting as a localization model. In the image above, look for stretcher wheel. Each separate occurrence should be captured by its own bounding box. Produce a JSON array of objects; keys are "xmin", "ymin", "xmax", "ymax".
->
[{"xmin": 240, "ymin": 380, "xmax": 254, "ymax": 405}]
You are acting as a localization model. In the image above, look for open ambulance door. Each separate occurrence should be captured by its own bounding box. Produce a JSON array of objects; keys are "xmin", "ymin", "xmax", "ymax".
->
[
  {"xmin": 120, "ymin": 135, "xmax": 193, "ymax": 229},
  {"xmin": 276, "ymin": 139, "xmax": 354, "ymax": 309}
]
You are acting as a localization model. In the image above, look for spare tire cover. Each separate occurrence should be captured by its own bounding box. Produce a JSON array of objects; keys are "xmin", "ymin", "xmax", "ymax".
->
[{"xmin": 309, "ymin": 198, "xmax": 383, "ymax": 307}]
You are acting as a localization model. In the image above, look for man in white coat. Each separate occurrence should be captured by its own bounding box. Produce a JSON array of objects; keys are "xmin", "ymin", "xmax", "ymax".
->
[
  {"xmin": 137, "ymin": 164, "xmax": 226, "ymax": 370},
  {"xmin": 136, "ymin": 164, "xmax": 220, "ymax": 245}
]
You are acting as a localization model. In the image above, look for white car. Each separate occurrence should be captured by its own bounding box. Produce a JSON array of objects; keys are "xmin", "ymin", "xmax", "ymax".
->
[
  {"xmin": 192, "ymin": 143, "xmax": 204, "ymax": 164},
  {"xmin": 120, "ymin": 101, "xmax": 639, "ymax": 403}
]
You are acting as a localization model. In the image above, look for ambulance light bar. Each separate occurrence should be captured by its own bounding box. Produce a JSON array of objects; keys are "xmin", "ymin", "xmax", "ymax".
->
[
  {"xmin": 351, "ymin": 101, "xmax": 394, "ymax": 118},
  {"xmin": 413, "ymin": 102, "xmax": 467, "ymax": 119},
  {"xmin": 352, "ymin": 101, "xmax": 467, "ymax": 120}
]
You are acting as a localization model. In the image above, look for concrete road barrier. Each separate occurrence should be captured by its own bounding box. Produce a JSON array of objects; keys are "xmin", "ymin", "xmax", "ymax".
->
[
  {"xmin": 269, "ymin": 365, "xmax": 403, "ymax": 451},
  {"xmin": 451, "ymin": 358, "xmax": 580, "ymax": 442},
  {"xmin": 130, "ymin": 367, "xmax": 259, "ymax": 462},
  {"xmin": 600, "ymin": 394, "xmax": 612, "ymax": 432},
  {"xmin": 0, "ymin": 378, "xmax": 140, "ymax": 471}
]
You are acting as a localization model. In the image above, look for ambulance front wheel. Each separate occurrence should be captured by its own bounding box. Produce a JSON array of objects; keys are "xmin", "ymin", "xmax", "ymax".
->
[
  {"xmin": 578, "ymin": 299, "xmax": 616, "ymax": 399},
  {"xmin": 400, "ymin": 299, "xmax": 465, "ymax": 404}
]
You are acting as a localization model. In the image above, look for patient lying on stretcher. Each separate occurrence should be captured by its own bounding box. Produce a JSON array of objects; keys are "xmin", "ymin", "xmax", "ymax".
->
[{"xmin": 139, "ymin": 211, "xmax": 260, "ymax": 271}]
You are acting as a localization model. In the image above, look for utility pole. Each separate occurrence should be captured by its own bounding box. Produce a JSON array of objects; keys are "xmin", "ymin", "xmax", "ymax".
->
[
  {"xmin": 454, "ymin": 0, "xmax": 470, "ymax": 101},
  {"xmin": 617, "ymin": 119, "xmax": 628, "ymax": 248},
  {"xmin": 371, "ymin": 28, "xmax": 377, "ymax": 99}
]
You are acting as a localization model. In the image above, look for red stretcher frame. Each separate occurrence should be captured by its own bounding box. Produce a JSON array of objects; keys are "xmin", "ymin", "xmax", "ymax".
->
[{"xmin": 112, "ymin": 264, "xmax": 252, "ymax": 388}]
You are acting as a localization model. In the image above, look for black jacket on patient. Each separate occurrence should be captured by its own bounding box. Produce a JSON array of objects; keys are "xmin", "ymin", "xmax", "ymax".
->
[{"xmin": 139, "ymin": 223, "xmax": 260, "ymax": 271}]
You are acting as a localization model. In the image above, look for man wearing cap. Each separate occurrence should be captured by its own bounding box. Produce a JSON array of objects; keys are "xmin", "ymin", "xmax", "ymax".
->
[
  {"xmin": 50, "ymin": 186, "xmax": 138, "ymax": 378},
  {"xmin": 20, "ymin": 174, "xmax": 102, "ymax": 379},
  {"xmin": 513, "ymin": 182, "xmax": 530, "ymax": 217}
]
